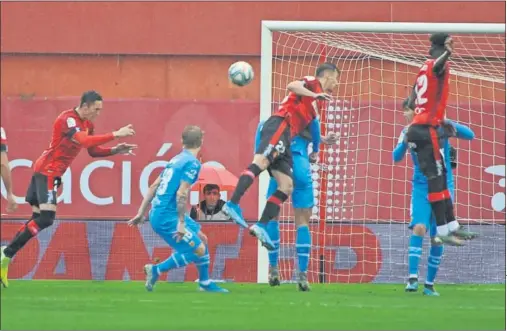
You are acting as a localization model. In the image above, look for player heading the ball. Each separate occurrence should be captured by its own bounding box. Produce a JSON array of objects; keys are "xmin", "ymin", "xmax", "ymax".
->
[
  {"xmin": 0, "ymin": 91, "xmax": 137, "ymax": 288},
  {"xmin": 222, "ymin": 63, "xmax": 339, "ymax": 250},
  {"xmin": 404, "ymin": 33, "xmax": 478, "ymax": 245}
]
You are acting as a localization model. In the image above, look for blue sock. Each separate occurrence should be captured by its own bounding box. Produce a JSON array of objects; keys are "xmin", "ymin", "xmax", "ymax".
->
[
  {"xmin": 156, "ymin": 251, "xmax": 198, "ymax": 273},
  {"xmin": 195, "ymin": 246, "xmax": 211, "ymax": 284},
  {"xmin": 267, "ymin": 220, "xmax": 280, "ymax": 268},
  {"xmin": 426, "ymin": 245, "xmax": 444, "ymax": 285},
  {"xmin": 296, "ymin": 225, "xmax": 311, "ymax": 273},
  {"xmin": 408, "ymin": 234, "xmax": 424, "ymax": 279}
]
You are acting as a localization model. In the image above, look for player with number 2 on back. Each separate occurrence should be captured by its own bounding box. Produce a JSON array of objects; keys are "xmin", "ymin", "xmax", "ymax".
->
[
  {"xmin": 222, "ymin": 63, "xmax": 338, "ymax": 250},
  {"xmin": 128, "ymin": 126, "xmax": 228, "ymax": 293},
  {"xmin": 0, "ymin": 91, "xmax": 137, "ymax": 288},
  {"xmin": 405, "ymin": 33, "xmax": 477, "ymax": 245}
]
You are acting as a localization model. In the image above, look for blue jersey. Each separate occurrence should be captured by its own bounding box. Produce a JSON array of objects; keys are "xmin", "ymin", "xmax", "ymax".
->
[
  {"xmin": 393, "ymin": 120, "xmax": 474, "ymax": 189},
  {"xmin": 150, "ymin": 149, "xmax": 201, "ymax": 220}
]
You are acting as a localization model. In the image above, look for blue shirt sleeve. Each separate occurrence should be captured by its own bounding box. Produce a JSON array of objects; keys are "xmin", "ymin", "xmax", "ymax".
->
[
  {"xmin": 393, "ymin": 128, "xmax": 408, "ymax": 162},
  {"xmin": 447, "ymin": 120, "xmax": 475, "ymax": 140},
  {"xmin": 308, "ymin": 118, "xmax": 321, "ymax": 153},
  {"xmin": 254, "ymin": 121, "xmax": 264, "ymax": 155},
  {"xmin": 181, "ymin": 160, "xmax": 201, "ymax": 185}
]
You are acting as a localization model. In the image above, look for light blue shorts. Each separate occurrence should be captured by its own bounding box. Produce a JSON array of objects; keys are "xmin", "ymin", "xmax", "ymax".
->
[
  {"xmin": 149, "ymin": 213, "xmax": 202, "ymax": 253},
  {"xmin": 268, "ymin": 151, "xmax": 313, "ymax": 209}
]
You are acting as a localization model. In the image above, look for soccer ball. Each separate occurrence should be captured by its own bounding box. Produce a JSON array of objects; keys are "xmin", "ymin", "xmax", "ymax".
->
[{"xmin": 228, "ymin": 61, "xmax": 254, "ymax": 86}]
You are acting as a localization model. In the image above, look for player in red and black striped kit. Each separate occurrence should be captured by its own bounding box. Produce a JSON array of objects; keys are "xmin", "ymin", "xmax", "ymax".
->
[
  {"xmin": 0, "ymin": 91, "xmax": 137, "ymax": 288},
  {"xmin": 222, "ymin": 63, "xmax": 339, "ymax": 249},
  {"xmin": 405, "ymin": 33, "xmax": 478, "ymax": 245}
]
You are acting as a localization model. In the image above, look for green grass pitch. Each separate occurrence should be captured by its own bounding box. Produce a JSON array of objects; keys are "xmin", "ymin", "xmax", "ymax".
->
[{"xmin": 1, "ymin": 281, "xmax": 505, "ymax": 330}]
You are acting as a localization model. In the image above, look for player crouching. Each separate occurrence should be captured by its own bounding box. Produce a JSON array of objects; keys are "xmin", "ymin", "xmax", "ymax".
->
[
  {"xmin": 128, "ymin": 126, "xmax": 227, "ymax": 293},
  {"xmin": 394, "ymin": 100, "xmax": 476, "ymax": 296}
]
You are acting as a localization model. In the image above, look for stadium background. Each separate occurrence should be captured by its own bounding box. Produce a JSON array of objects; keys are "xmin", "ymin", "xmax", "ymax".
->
[{"xmin": 0, "ymin": 1, "xmax": 505, "ymax": 283}]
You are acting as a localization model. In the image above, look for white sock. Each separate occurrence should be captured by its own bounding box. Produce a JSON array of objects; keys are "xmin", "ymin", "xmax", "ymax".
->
[
  {"xmin": 437, "ymin": 225, "xmax": 450, "ymax": 237},
  {"xmin": 448, "ymin": 220, "xmax": 460, "ymax": 232},
  {"xmin": 200, "ymin": 279, "xmax": 211, "ymax": 286}
]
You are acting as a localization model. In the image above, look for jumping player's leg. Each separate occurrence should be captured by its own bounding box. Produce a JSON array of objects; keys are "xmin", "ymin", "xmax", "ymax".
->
[
  {"xmin": 291, "ymin": 152, "xmax": 314, "ymax": 292},
  {"xmin": 405, "ymin": 184, "xmax": 432, "ymax": 292},
  {"xmin": 224, "ymin": 116, "xmax": 289, "ymax": 227},
  {"xmin": 249, "ymin": 164, "xmax": 293, "ymax": 250},
  {"xmin": 1, "ymin": 174, "xmax": 60, "ymax": 288},
  {"xmin": 407, "ymin": 125, "xmax": 462, "ymax": 244}
]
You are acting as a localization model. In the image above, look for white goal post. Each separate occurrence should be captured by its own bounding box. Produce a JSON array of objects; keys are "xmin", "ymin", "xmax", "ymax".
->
[{"xmin": 257, "ymin": 21, "xmax": 506, "ymax": 284}]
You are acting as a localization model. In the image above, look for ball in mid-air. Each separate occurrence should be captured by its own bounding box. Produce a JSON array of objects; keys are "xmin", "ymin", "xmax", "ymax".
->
[{"xmin": 228, "ymin": 61, "xmax": 254, "ymax": 86}]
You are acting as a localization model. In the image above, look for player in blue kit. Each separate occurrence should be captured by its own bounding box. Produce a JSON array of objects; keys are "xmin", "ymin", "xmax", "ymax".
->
[
  {"xmin": 128, "ymin": 126, "xmax": 228, "ymax": 293},
  {"xmin": 255, "ymin": 118, "xmax": 338, "ymax": 291},
  {"xmin": 393, "ymin": 101, "xmax": 476, "ymax": 296}
]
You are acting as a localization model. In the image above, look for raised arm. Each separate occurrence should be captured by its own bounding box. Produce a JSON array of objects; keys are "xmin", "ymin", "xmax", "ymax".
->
[
  {"xmin": 308, "ymin": 118, "xmax": 321, "ymax": 153},
  {"xmin": 393, "ymin": 128, "xmax": 409, "ymax": 162},
  {"xmin": 287, "ymin": 80, "xmax": 318, "ymax": 98}
]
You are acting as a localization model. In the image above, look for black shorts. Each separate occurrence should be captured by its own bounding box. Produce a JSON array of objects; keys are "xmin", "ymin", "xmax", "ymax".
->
[
  {"xmin": 25, "ymin": 173, "xmax": 62, "ymax": 207},
  {"xmin": 406, "ymin": 124, "xmax": 446, "ymax": 179},
  {"xmin": 255, "ymin": 116, "xmax": 293, "ymax": 178}
]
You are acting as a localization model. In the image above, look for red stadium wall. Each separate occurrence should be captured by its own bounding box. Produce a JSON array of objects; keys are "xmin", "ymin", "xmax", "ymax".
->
[{"xmin": 1, "ymin": 1, "xmax": 505, "ymax": 99}]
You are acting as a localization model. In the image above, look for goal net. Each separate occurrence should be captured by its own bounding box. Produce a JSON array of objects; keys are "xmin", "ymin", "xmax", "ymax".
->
[{"xmin": 259, "ymin": 22, "xmax": 506, "ymax": 284}]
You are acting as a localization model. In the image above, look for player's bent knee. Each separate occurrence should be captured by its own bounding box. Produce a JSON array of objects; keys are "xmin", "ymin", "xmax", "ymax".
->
[
  {"xmin": 194, "ymin": 243, "xmax": 206, "ymax": 257},
  {"xmin": 253, "ymin": 154, "xmax": 269, "ymax": 170},
  {"xmin": 279, "ymin": 181, "xmax": 294, "ymax": 195},
  {"xmin": 413, "ymin": 224, "xmax": 426, "ymax": 236},
  {"xmin": 36, "ymin": 210, "xmax": 56, "ymax": 229}
]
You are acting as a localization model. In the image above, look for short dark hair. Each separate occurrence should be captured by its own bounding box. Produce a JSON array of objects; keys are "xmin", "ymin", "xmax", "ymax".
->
[
  {"xmin": 316, "ymin": 62, "xmax": 339, "ymax": 77},
  {"xmin": 80, "ymin": 90, "xmax": 102, "ymax": 107},
  {"xmin": 430, "ymin": 33, "xmax": 450, "ymax": 46},
  {"xmin": 182, "ymin": 125, "xmax": 203, "ymax": 149},
  {"xmin": 203, "ymin": 184, "xmax": 220, "ymax": 194},
  {"xmin": 429, "ymin": 33, "xmax": 450, "ymax": 57}
]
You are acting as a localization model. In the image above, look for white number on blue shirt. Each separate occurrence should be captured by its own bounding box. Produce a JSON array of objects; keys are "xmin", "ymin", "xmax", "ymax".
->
[{"xmin": 157, "ymin": 168, "xmax": 174, "ymax": 195}]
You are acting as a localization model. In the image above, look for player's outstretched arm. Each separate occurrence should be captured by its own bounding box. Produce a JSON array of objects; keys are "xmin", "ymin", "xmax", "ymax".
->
[
  {"xmin": 445, "ymin": 120, "xmax": 475, "ymax": 140},
  {"xmin": 88, "ymin": 143, "xmax": 138, "ymax": 157},
  {"xmin": 287, "ymin": 81, "xmax": 332, "ymax": 100},
  {"xmin": 128, "ymin": 176, "xmax": 161, "ymax": 226},
  {"xmin": 393, "ymin": 128, "xmax": 409, "ymax": 162},
  {"xmin": 73, "ymin": 124, "xmax": 135, "ymax": 149}
]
